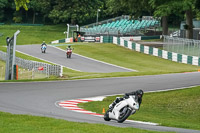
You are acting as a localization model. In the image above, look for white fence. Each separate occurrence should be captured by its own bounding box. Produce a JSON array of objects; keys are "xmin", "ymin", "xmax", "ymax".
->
[
  {"xmin": 163, "ymin": 35, "xmax": 200, "ymax": 57},
  {"xmin": 112, "ymin": 36, "xmax": 200, "ymax": 66},
  {"xmin": 0, "ymin": 51, "xmax": 62, "ymax": 79}
]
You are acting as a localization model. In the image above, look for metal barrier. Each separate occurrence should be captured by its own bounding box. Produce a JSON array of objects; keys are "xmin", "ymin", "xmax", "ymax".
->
[
  {"xmin": 113, "ymin": 36, "xmax": 200, "ymax": 66},
  {"xmin": 163, "ymin": 36, "xmax": 200, "ymax": 57},
  {"xmin": 0, "ymin": 51, "xmax": 62, "ymax": 77}
]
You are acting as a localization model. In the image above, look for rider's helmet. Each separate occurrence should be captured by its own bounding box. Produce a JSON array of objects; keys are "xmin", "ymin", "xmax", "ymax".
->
[
  {"xmin": 136, "ymin": 89, "xmax": 143, "ymax": 98},
  {"xmin": 68, "ymin": 45, "xmax": 71, "ymax": 48}
]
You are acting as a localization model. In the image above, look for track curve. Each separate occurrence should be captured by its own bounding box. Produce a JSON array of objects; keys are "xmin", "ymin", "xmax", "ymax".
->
[
  {"xmin": 0, "ymin": 73, "xmax": 200, "ymax": 133},
  {"xmin": 0, "ymin": 44, "xmax": 199, "ymax": 132},
  {"xmin": 16, "ymin": 45, "xmax": 135, "ymax": 73}
]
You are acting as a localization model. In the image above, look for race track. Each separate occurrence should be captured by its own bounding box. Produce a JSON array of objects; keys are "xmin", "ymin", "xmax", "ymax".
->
[
  {"xmin": 16, "ymin": 45, "xmax": 135, "ymax": 73},
  {"xmin": 0, "ymin": 44, "xmax": 200, "ymax": 133},
  {"xmin": 1, "ymin": 73, "xmax": 200, "ymax": 133}
]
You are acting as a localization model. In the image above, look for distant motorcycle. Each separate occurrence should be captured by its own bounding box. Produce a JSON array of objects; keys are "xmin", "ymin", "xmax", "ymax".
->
[
  {"xmin": 41, "ymin": 45, "xmax": 47, "ymax": 53},
  {"xmin": 66, "ymin": 49, "xmax": 72, "ymax": 58},
  {"xmin": 104, "ymin": 95, "xmax": 139, "ymax": 123}
]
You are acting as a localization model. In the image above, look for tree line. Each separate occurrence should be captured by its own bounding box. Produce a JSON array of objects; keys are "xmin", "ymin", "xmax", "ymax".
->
[{"xmin": 1, "ymin": 0, "xmax": 200, "ymax": 38}]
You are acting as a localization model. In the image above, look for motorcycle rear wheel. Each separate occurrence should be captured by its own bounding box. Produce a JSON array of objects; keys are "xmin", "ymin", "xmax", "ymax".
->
[
  {"xmin": 104, "ymin": 110, "xmax": 111, "ymax": 121},
  {"xmin": 118, "ymin": 108, "xmax": 131, "ymax": 123}
]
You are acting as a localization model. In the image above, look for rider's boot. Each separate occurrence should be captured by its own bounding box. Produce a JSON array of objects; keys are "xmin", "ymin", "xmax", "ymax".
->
[
  {"xmin": 109, "ymin": 97, "xmax": 121, "ymax": 112},
  {"xmin": 109, "ymin": 102, "xmax": 116, "ymax": 112}
]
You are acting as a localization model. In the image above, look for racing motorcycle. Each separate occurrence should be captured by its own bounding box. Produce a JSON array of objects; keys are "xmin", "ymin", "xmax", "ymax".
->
[
  {"xmin": 41, "ymin": 45, "xmax": 47, "ymax": 53},
  {"xmin": 66, "ymin": 49, "xmax": 72, "ymax": 58},
  {"xmin": 104, "ymin": 95, "xmax": 139, "ymax": 123}
]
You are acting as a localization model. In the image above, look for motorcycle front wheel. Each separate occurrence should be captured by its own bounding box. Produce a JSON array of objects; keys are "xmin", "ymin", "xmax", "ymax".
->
[
  {"xmin": 118, "ymin": 107, "xmax": 131, "ymax": 123},
  {"xmin": 104, "ymin": 110, "xmax": 111, "ymax": 121}
]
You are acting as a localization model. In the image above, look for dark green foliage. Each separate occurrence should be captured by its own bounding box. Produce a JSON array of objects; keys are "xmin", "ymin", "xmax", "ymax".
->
[
  {"xmin": 1, "ymin": 0, "xmax": 199, "ymax": 36},
  {"xmin": 0, "ymin": 0, "xmax": 8, "ymax": 21}
]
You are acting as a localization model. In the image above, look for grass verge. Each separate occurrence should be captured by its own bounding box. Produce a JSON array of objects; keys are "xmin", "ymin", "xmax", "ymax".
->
[
  {"xmin": 0, "ymin": 111, "xmax": 172, "ymax": 133},
  {"xmin": 1, "ymin": 41, "xmax": 200, "ymax": 81},
  {"xmin": 0, "ymin": 60, "xmax": 5, "ymax": 80},
  {"xmin": 79, "ymin": 86, "xmax": 200, "ymax": 130},
  {"xmin": 0, "ymin": 24, "xmax": 70, "ymax": 45},
  {"xmin": 58, "ymin": 43, "xmax": 200, "ymax": 77}
]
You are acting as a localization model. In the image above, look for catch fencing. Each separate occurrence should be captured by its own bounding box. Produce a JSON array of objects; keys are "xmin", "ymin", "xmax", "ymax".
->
[
  {"xmin": 163, "ymin": 36, "xmax": 200, "ymax": 57},
  {"xmin": 0, "ymin": 51, "xmax": 62, "ymax": 78},
  {"xmin": 111, "ymin": 36, "xmax": 200, "ymax": 66}
]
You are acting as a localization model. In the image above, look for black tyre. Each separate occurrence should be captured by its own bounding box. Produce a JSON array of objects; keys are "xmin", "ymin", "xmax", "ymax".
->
[
  {"xmin": 118, "ymin": 108, "xmax": 131, "ymax": 123},
  {"xmin": 104, "ymin": 110, "xmax": 111, "ymax": 121}
]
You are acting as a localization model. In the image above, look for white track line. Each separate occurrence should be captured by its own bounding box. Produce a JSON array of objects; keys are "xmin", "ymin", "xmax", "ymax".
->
[
  {"xmin": 56, "ymin": 85, "xmax": 200, "ymax": 126},
  {"xmin": 52, "ymin": 46, "xmax": 137, "ymax": 72},
  {"xmin": 56, "ymin": 96, "xmax": 159, "ymax": 126}
]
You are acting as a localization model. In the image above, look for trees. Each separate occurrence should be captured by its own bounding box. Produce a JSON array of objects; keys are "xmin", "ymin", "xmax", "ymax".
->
[
  {"xmin": 150, "ymin": 0, "xmax": 198, "ymax": 39},
  {"xmin": 106, "ymin": 0, "xmax": 150, "ymax": 19},
  {"xmin": 48, "ymin": 0, "xmax": 104, "ymax": 24},
  {"xmin": 0, "ymin": 0, "xmax": 8, "ymax": 21},
  {"xmin": 106, "ymin": 0, "xmax": 200, "ymax": 39},
  {"xmin": 149, "ymin": 0, "xmax": 169, "ymax": 35},
  {"xmin": 4, "ymin": 0, "xmax": 199, "ymax": 37},
  {"xmin": 27, "ymin": 0, "xmax": 52, "ymax": 24},
  {"xmin": 173, "ymin": 0, "xmax": 195, "ymax": 39},
  {"xmin": 14, "ymin": 0, "xmax": 29, "ymax": 11}
]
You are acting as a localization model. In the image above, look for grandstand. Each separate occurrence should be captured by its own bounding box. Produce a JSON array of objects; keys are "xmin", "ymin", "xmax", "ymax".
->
[{"xmin": 80, "ymin": 15, "xmax": 160, "ymax": 36}]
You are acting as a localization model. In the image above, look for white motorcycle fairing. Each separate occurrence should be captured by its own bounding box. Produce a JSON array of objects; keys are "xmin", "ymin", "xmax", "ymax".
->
[
  {"xmin": 106, "ymin": 95, "xmax": 139, "ymax": 122},
  {"xmin": 108, "ymin": 100, "xmax": 128, "ymax": 120}
]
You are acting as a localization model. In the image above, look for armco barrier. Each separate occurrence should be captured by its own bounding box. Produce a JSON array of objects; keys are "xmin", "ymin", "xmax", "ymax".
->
[
  {"xmin": 0, "ymin": 51, "xmax": 62, "ymax": 77},
  {"xmin": 112, "ymin": 36, "xmax": 200, "ymax": 66}
]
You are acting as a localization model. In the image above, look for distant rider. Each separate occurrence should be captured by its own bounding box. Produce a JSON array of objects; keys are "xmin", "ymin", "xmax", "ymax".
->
[
  {"xmin": 41, "ymin": 41, "xmax": 47, "ymax": 49},
  {"xmin": 109, "ymin": 89, "xmax": 144, "ymax": 112},
  {"xmin": 66, "ymin": 45, "xmax": 72, "ymax": 50}
]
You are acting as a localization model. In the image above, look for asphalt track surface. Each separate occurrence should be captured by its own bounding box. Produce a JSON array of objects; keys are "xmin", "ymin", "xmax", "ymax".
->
[
  {"xmin": 1, "ymin": 45, "xmax": 200, "ymax": 133},
  {"xmin": 16, "ymin": 45, "xmax": 134, "ymax": 73}
]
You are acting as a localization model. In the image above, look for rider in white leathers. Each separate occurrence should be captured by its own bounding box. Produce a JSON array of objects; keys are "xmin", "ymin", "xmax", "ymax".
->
[{"xmin": 109, "ymin": 89, "xmax": 144, "ymax": 112}]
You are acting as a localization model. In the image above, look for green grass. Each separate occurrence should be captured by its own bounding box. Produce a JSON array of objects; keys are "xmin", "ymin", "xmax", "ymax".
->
[
  {"xmin": 0, "ymin": 24, "xmax": 75, "ymax": 45},
  {"xmin": 1, "ymin": 24, "xmax": 199, "ymax": 80},
  {"xmin": 1, "ymin": 42, "xmax": 200, "ymax": 81},
  {"xmin": 0, "ymin": 45, "xmax": 94, "ymax": 81},
  {"xmin": 0, "ymin": 112, "xmax": 172, "ymax": 133},
  {"xmin": 79, "ymin": 86, "xmax": 200, "ymax": 130},
  {"xmin": 59, "ymin": 43, "xmax": 200, "ymax": 76},
  {"xmin": 0, "ymin": 25, "xmax": 198, "ymax": 132},
  {"xmin": 0, "ymin": 60, "xmax": 5, "ymax": 80}
]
